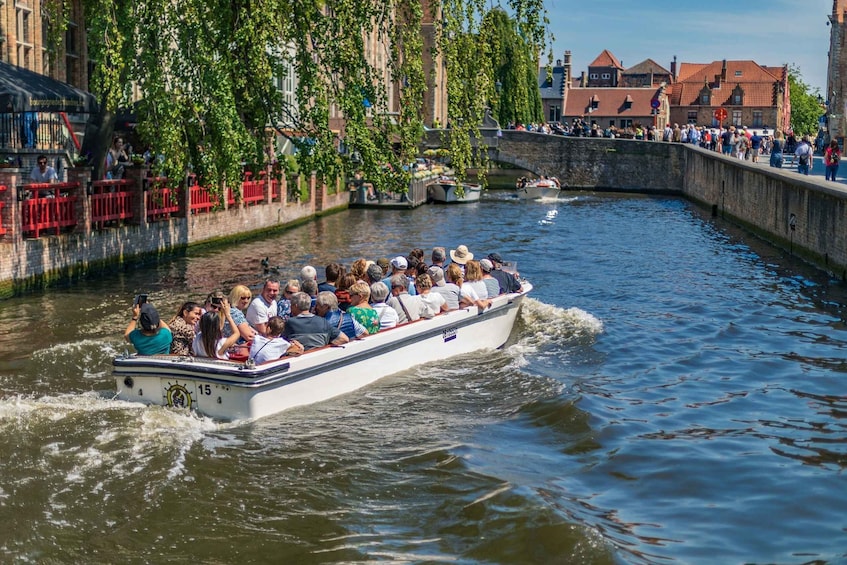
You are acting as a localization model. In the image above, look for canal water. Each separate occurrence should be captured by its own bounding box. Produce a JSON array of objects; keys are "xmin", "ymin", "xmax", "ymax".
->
[{"xmin": 0, "ymin": 192, "xmax": 845, "ymax": 564}]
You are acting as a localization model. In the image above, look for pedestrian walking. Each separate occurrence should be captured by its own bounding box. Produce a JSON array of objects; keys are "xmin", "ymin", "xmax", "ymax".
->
[
  {"xmin": 794, "ymin": 136, "xmax": 813, "ymax": 175},
  {"xmin": 770, "ymin": 132, "xmax": 785, "ymax": 168},
  {"xmin": 824, "ymin": 140, "xmax": 842, "ymax": 181}
]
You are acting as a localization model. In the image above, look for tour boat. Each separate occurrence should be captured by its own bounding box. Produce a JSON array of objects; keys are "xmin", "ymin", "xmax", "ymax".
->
[
  {"xmin": 428, "ymin": 176, "xmax": 483, "ymax": 203},
  {"xmin": 113, "ymin": 283, "xmax": 532, "ymax": 421},
  {"xmin": 515, "ymin": 177, "xmax": 561, "ymax": 200}
]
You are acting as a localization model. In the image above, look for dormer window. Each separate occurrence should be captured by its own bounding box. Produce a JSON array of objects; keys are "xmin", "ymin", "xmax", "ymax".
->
[
  {"xmin": 624, "ymin": 94, "xmax": 633, "ymax": 109},
  {"xmin": 734, "ymin": 70, "xmax": 742, "ymax": 77},
  {"xmin": 590, "ymin": 94, "xmax": 599, "ymax": 110},
  {"xmin": 701, "ymin": 93, "xmax": 710, "ymax": 105},
  {"xmin": 731, "ymin": 84, "xmax": 744, "ymax": 105}
]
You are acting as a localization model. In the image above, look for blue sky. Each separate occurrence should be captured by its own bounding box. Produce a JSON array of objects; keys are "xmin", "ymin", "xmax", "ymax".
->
[{"xmin": 545, "ymin": 0, "xmax": 832, "ymax": 91}]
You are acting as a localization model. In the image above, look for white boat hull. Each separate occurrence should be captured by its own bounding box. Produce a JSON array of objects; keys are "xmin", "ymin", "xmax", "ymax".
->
[
  {"xmin": 429, "ymin": 181, "xmax": 482, "ymax": 203},
  {"xmin": 515, "ymin": 185, "xmax": 560, "ymax": 200},
  {"xmin": 113, "ymin": 285, "xmax": 531, "ymax": 421}
]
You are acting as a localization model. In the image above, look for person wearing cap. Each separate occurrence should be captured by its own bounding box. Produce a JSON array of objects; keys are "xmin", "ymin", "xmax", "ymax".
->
[
  {"xmin": 427, "ymin": 265, "xmax": 460, "ymax": 310},
  {"xmin": 364, "ymin": 263, "xmax": 383, "ymax": 285},
  {"xmin": 382, "ymin": 256, "xmax": 417, "ymax": 295},
  {"xmin": 479, "ymin": 259, "xmax": 501, "ymax": 298},
  {"xmin": 387, "ymin": 274, "xmax": 434, "ymax": 323},
  {"xmin": 125, "ymin": 302, "xmax": 172, "ymax": 355},
  {"xmin": 794, "ymin": 136, "xmax": 813, "ymax": 175},
  {"xmin": 486, "ymin": 253, "xmax": 522, "ymax": 294}
]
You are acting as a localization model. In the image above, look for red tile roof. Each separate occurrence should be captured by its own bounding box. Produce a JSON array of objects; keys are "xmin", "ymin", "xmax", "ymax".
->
[
  {"xmin": 565, "ymin": 87, "xmax": 662, "ymax": 117},
  {"xmin": 670, "ymin": 60, "xmax": 785, "ymax": 107},
  {"xmin": 588, "ymin": 49, "xmax": 623, "ymax": 69}
]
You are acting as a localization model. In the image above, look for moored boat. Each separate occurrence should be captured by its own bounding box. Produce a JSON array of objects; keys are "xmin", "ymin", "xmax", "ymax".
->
[
  {"xmin": 428, "ymin": 176, "xmax": 483, "ymax": 203},
  {"xmin": 515, "ymin": 176, "xmax": 561, "ymax": 200},
  {"xmin": 113, "ymin": 283, "xmax": 532, "ymax": 421}
]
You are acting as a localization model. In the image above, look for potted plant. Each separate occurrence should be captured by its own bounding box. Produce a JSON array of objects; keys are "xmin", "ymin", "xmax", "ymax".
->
[{"xmin": 72, "ymin": 155, "xmax": 90, "ymax": 167}]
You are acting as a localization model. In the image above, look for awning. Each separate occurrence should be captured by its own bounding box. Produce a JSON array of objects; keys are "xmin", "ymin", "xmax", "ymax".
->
[{"xmin": 0, "ymin": 61, "xmax": 97, "ymax": 113}]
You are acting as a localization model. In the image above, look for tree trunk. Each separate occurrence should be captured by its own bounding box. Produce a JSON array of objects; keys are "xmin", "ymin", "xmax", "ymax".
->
[{"xmin": 81, "ymin": 107, "xmax": 117, "ymax": 180}]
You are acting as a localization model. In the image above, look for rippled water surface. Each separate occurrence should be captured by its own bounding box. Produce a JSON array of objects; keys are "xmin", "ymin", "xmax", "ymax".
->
[{"xmin": 0, "ymin": 192, "xmax": 845, "ymax": 564}]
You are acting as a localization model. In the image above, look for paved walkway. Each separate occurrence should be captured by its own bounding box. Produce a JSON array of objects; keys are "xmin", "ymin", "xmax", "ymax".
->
[{"xmin": 742, "ymin": 152, "xmax": 845, "ymax": 185}]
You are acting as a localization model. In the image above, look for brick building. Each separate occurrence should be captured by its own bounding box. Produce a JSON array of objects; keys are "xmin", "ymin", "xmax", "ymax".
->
[
  {"xmin": 669, "ymin": 59, "xmax": 790, "ymax": 133},
  {"xmin": 826, "ymin": 0, "xmax": 847, "ymax": 144}
]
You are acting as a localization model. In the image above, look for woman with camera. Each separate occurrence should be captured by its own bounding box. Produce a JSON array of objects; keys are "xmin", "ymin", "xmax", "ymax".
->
[{"xmin": 193, "ymin": 297, "xmax": 242, "ymax": 359}]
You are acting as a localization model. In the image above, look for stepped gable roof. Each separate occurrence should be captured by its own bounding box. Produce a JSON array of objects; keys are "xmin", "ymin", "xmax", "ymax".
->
[
  {"xmin": 564, "ymin": 87, "xmax": 662, "ymax": 117},
  {"xmin": 623, "ymin": 58, "xmax": 672, "ymax": 76},
  {"xmin": 588, "ymin": 49, "xmax": 623, "ymax": 69},
  {"xmin": 669, "ymin": 60, "xmax": 785, "ymax": 107},
  {"xmin": 537, "ymin": 66, "xmax": 566, "ymax": 101}
]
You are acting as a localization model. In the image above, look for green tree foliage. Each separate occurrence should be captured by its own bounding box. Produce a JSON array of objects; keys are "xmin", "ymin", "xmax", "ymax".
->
[
  {"xmin": 484, "ymin": 8, "xmax": 543, "ymax": 128},
  {"xmin": 55, "ymin": 0, "xmax": 546, "ymax": 191},
  {"xmin": 788, "ymin": 65, "xmax": 824, "ymax": 137}
]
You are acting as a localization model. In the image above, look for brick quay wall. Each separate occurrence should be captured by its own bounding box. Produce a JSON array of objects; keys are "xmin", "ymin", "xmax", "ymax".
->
[
  {"xmin": 0, "ymin": 167, "xmax": 348, "ymax": 298},
  {"xmin": 496, "ymin": 133, "xmax": 847, "ymax": 279}
]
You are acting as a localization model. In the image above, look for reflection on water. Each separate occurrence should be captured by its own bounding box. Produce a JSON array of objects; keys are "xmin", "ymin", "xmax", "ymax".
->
[{"xmin": 0, "ymin": 195, "xmax": 845, "ymax": 563}]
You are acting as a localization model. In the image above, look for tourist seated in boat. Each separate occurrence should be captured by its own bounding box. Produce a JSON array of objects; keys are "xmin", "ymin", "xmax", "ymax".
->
[
  {"xmin": 349, "ymin": 258, "xmax": 369, "ymax": 281},
  {"xmin": 382, "ymin": 256, "xmax": 418, "ymax": 296},
  {"xmin": 346, "ymin": 281, "xmax": 381, "ymax": 334},
  {"xmin": 193, "ymin": 302, "xmax": 242, "ymax": 359},
  {"xmin": 364, "ymin": 263, "xmax": 384, "ymax": 286},
  {"xmin": 486, "ymin": 253, "xmax": 522, "ymax": 294},
  {"xmin": 426, "ymin": 266, "xmax": 460, "ymax": 310},
  {"xmin": 282, "ymin": 292, "xmax": 349, "ymax": 350},
  {"xmin": 198, "ymin": 290, "xmax": 226, "ymax": 331},
  {"xmin": 464, "ymin": 260, "xmax": 490, "ymax": 299},
  {"xmin": 431, "ymin": 247, "xmax": 447, "ymax": 270},
  {"xmin": 335, "ymin": 273, "xmax": 356, "ymax": 311},
  {"xmin": 168, "ymin": 301, "xmax": 202, "ymax": 355},
  {"xmin": 479, "ymin": 259, "xmax": 501, "ymax": 298},
  {"xmin": 224, "ymin": 284, "xmax": 256, "ymax": 342},
  {"xmin": 318, "ymin": 263, "xmax": 344, "ymax": 293},
  {"xmin": 301, "ymin": 278, "xmax": 319, "ymax": 312},
  {"xmin": 369, "ymin": 282, "xmax": 399, "ymax": 330},
  {"xmin": 249, "ymin": 316, "xmax": 304, "ymax": 363},
  {"xmin": 300, "ymin": 265, "xmax": 317, "ymax": 285},
  {"xmin": 246, "ymin": 278, "xmax": 280, "ymax": 336},
  {"xmin": 126, "ymin": 302, "xmax": 173, "ymax": 355},
  {"xmin": 315, "ymin": 291, "xmax": 367, "ymax": 340},
  {"xmin": 449, "ymin": 244, "xmax": 474, "ymax": 274},
  {"xmin": 277, "ymin": 279, "xmax": 300, "ymax": 320},
  {"xmin": 387, "ymin": 275, "xmax": 434, "ymax": 323},
  {"xmin": 446, "ymin": 264, "xmax": 490, "ymax": 310},
  {"xmin": 416, "ymin": 273, "xmax": 448, "ymax": 314}
]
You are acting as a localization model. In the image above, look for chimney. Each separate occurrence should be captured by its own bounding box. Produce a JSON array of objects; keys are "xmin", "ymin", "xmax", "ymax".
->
[
  {"xmin": 556, "ymin": 59, "xmax": 562, "ymax": 67},
  {"xmin": 563, "ymin": 50, "xmax": 572, "ymax": 87},
  {"xmin": 721, "ymin": 59, "xmax": 727, "ymax": 81},
  {"xmin": 670, "ymin": 55, "xmax": 677, "ymax": 80},
  {"xmin": 580, "ymin": 71, "xmax": 586, "ymax": 87}
]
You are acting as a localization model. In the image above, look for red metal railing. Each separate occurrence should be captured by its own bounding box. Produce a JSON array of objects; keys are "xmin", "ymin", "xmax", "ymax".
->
[
  {"xmin": 146, "ymin": 178, "xmax": 181, "ymax": 221},
  {"xmin": 20, "ymin": 182, "xmax": 79, "ymax": 238},
  {"xmin": 0, "ymin": 185, "xmax": 6, "ymax": 235},
  {"xmin": 190, "ymin": 184, "xmax": 220, "ymax": 214},
  {"xmin": 90, "ymin": 179, "xmax": 134, "ymax": 229},
  {"xmin": 242, "ymin": 178, "xmax": 265, "ymax": 205}
]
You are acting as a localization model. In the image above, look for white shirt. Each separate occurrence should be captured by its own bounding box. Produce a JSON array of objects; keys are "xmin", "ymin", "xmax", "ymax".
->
[
  {"xmin": 419, "ymin": 291, "xmax": 446, "ymax": 315},
  {"xmin": 192, "ymin": 335, "xmax": 229, "ymax": 358},
  {"xmin": 30, "ymin": 165, "xmax": 58, "ymax": 183},
  {"xmin": 465, "ymin": 280, "xmax": 488, "ymax": 299},
  {"xmin": 459, "ymin": 284, "xmax": 481, "ymax": 304},
  {"xmin": 246, "ymin": 296, "xmax": 277, "ymax": 328},
  {"xmin": 372, "ymin": 302, "xmax": 399, "ymax": 329},
  {"xmin": 249, "ymin": 334, "xmax": 292, "ymax": 364}
]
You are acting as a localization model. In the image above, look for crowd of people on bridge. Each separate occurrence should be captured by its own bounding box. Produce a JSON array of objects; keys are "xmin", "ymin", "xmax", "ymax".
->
[{"xmin": 124, "ymin": 245, "xmax": 523, "ymax": 363}]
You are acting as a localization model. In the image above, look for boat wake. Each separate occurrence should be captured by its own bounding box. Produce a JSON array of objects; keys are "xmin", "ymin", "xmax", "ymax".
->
[{"xmin": 508, "ymin": 298, "xmax": 603, "ymax": 360}]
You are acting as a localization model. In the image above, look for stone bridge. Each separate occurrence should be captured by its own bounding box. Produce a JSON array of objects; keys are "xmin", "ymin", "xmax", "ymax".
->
[{"xmin": 422, "ymin": 128, "xmax": 685, "ymax": 192}]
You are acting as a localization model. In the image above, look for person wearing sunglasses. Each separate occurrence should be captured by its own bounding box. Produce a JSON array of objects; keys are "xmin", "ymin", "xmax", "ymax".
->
[{"xmin": 28, "ymin": 155, "xmax": 58, "ymax": 198}]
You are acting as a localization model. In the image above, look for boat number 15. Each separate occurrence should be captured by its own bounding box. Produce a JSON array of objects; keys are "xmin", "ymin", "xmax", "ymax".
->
[{"xmin": 197, "ymin": 384, "xmax": 212, "ymax": 395}]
